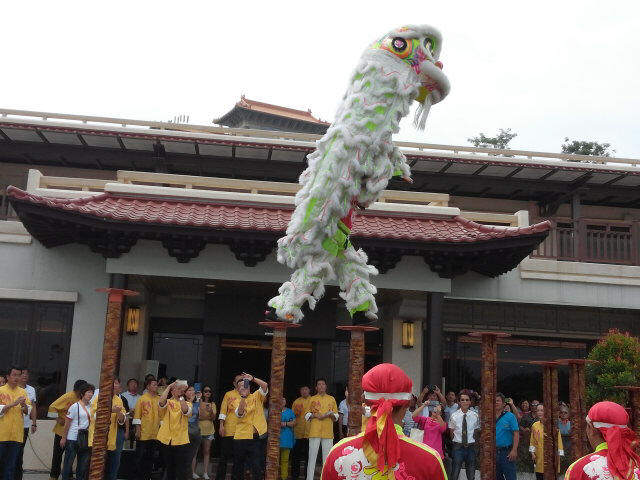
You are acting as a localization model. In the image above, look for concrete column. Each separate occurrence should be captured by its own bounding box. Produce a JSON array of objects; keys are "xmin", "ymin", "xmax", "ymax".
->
[
  {"xmin": 201, "ymin": 333, "xmax": 221, "ymax": 398},
  {"xmin": 424, "ymin": 293, "xmax": 443, "ymax": 388},
  {"xmin": 119, "ymin": 280, "xmax": 150, "ymax": 384},
  {"xmin": 382, "ymin": 298, "xmax": 425, "ymax": 388}
]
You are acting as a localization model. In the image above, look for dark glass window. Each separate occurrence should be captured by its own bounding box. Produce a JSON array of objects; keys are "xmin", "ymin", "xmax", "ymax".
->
[{"xmin": 0, "ymin": 300, "xmax": 74, "ymax": 418}]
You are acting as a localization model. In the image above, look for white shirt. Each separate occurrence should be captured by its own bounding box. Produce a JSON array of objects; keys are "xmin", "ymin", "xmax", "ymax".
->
[
  {"xmin": 121, "ymin": 391, "xmax": 140, "ymax": 411},
  {"xmin": 23, "ymin": 385, "xmax": 37, "ymax": 428},
  {"xmin": 66, "ymin": 401, "xmax": 91, "ymax": 441},
  {"xmin": 338, "ymin": 399, "xmax": 348, "ymax": 426},
  {"xmin": 448, "ymin": 408, "xmax": 480, "ymax": 444}
]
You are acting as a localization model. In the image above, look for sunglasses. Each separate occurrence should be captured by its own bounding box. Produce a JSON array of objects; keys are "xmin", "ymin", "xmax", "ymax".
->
[{"xmin": 203, "ymin": 390, "xmax": 212, "ymax": 393}]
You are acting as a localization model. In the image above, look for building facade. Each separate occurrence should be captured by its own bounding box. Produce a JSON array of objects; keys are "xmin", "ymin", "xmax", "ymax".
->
[{"xmin": 1, "ymin": 103, "xmax": 640, "ymax": 412}]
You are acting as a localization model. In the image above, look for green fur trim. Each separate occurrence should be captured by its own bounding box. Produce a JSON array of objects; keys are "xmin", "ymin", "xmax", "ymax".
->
[
  {"xmin": 349, "ymin": 301, "xmax": 371, "ymax": 316},
  {"xmin": 303, "ymin": 198, "xmax": 318, "ymax": 226},
  {"xmin": 374, "ymin": 106, "xmax": 386, "ymax": 115},
  {"xmin": 321, "ymin": 221, "xmax": 351, "ymax": 257},
  {"xmin": 365, "ymin": 121, "xmax": 377, "ymax": 132},
  {"xmin": 393, "ymin": 168, "xmax": 403, "ymax": 177}
]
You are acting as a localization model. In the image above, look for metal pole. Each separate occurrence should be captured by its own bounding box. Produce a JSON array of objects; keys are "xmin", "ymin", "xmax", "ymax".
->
[
  {"xmin": 261, "ymin": 321, "xmax": 300, "ymax": 480},
  {"xmin": 88, "ymin": 288, "xmax": 138, "ymax": 480}
]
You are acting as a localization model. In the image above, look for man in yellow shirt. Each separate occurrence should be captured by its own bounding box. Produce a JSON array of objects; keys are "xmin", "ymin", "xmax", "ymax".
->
[
  {"xmin": 291, "ymin": 385, "xmax": 312, "ymax": 480},
  {"xmin": 134, "ymin": 376, "xmax": 161, "ymax": 480},
  {"xmin": 157, "ymin": 380, "xmax": 191, "ymax": 480},
  {"xmin": 88, "ymin": 379, "xmax": 126, "ymax": 479},
  {"xmin": 231, "ymin": 373, "xmax": 268, "ymax": 480},
  {"xmin": 0, "ymin": 366, "xmax": 32, "ymax": 480},
  {"xmin": 47, "ymin": 378, "xmax": 87, "ymax": 480},
  {"xmin": 305, "ymin": 379, "xmax": 338, "ymax": 480},
  {"xmin": 216, "ymin": 374, "xmax": 243, "ymax": 480}
]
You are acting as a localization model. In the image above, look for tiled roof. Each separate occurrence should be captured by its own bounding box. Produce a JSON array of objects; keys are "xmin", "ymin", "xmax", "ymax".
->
[
  {"xmin": 236, "ymin": 96, "xmax": 330, "ymax": 125},
  {"xmin": 7, "ymin": 187, "xmax": 551, "ymax": 244}
]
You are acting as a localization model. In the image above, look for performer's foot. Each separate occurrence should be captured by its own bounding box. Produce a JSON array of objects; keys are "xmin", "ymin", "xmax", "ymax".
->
[
  {"xmin": 264, "ymin": 307, "xmax": 297, "ymax": 322},
  {"xmin": 352, "ymin": 310, "xmax": 375, "ymax": 326},
  {"xmin": 264, "ymin": 307, "xmax": 278, "ymax": 321}
]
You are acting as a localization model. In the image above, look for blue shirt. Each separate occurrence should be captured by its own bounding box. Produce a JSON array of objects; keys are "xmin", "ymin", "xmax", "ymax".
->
[
  {"xmin": 280, "ymin": 408, "xmax": 296, "ymax": 449},
  {"xmin": 495, "ymin": 411, "xmax": 519, "ymax": 448},
  {"xmin": 189, "ymin": 401, "xmax": 200, "ymax": 424}
]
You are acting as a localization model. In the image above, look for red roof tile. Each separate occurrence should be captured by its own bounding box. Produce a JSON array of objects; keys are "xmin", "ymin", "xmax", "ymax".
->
[{"xmin": 7, "ymin": 187, "xmax": 551, "ymax": 244}]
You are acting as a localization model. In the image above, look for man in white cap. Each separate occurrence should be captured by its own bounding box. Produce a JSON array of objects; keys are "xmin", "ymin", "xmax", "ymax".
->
[
  {"xmin": 565, "ymin": 400, "xmax": 640, "ymax": 480},
  {"xmin": 321, "ymin": 363, "xmax": 446, "ymax": 480}
]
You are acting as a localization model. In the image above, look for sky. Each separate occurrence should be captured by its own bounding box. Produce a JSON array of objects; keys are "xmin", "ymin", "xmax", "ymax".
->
[{"xmin": 3, "ymin": 1, "xmax": 640, "ymax": 158}]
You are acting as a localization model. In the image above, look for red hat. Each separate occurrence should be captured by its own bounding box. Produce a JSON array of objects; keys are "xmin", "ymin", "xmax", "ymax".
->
[
  {"xmin": 361, "ymin": 364, "xmax": 413, "ymax": 473},
  {"xmin": 587, "ymin": 401, "xmax": 640, "ymax": 480}
]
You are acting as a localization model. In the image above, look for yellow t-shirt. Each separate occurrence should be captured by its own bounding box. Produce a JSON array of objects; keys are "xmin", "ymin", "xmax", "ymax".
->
[
  {"xmin": 292, "ymin": 396, "xmax": 312, "ymax": 439},
  {"xmin": 133, "ymin": 392, "xmax": 160, "ymax": 441},
  {"xmin": 219, "ymin": 389, "xmax": 242, "ymax": 437},
  {"xmin": 529, "ymin": 420, "xmax": 564, "ymax": 474},
  {"xmin": 0, "ymin": 385, "xmax": 31, "ymax": 442},
  {"xmin": 156, "ymin": 398, "xmax": 191, "ymax": 446},
  {"xmin": 307, "ymin": 394, "xmax": 338, "ymax": 439},
  {"xmin": 88, "ymin": 394, "xmax": 124, "ymax": 451},
  {"xmin": 233, "ymin": 389, "xmax": 267, "ymax": 440},
  {"xmin": 48, "ymin": 391, "xmax": 78, "ymax": 436},
  {"xmin": 198, "ymin": 401, "xmax": 217, "ymax": 436}
]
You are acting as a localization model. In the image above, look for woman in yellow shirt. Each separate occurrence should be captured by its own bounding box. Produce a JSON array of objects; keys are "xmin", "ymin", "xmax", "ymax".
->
[
  {"xmin": 529, "ymin": 404, "xmax": 563, "ymax": 480},
  {"xmin": 157, "ymin": 380, "xmax": 191, "ymax": 480},
  {"xmin": 198, "ymin": 385, "xmax": 217, "ymax": 480}
]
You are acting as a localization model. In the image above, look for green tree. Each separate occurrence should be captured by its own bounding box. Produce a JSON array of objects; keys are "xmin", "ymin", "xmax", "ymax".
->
[
  {"xmin": 561, "ymin": 138, "xmax": 614, "ymax": 157},
  {"xmin": 468, "ymin": 128, "xmax": 517, "ymax": 151},
  {"xmin": 586, "ymin": 329, "xmax": 640, "ymax": 406}
]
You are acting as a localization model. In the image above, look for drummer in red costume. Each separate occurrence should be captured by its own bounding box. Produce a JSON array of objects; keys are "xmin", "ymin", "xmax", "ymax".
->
[
  {"xmin": 321, "ymin": 363, "xmax": 446, "ymax": 480},
  {"xmin": 565, "ymin": 401, "xmax": 640, "ymax": 480}
]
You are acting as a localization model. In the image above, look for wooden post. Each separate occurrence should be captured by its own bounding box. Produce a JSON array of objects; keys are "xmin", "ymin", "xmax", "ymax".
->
[
  {"xmin": 530, "ymin": 361, "xmax": 560, "ymax": 480},
  {"xmin": 89, "ymin": 288, "xmax": 138, "ymax": 480},
  {"xmin": 260, "ymin": 321, "xmax": 300, "ymax": 480},
  {"xmin": 470, "ymin": 331, "xmax": 510, "ymax": 480},
  {"xmin": 614, "ymin": 386, "xmax": 640, "ymax": 437},
  {"xmin": 556, "ymin": 359, "xmax": 594, "ymax": 461},
  {"xmin": 337, "ymin": 325, "xmax": 378, "ymax": 436}
]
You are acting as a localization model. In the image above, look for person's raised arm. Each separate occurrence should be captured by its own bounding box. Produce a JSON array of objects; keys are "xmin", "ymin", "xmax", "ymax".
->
[
  {"xmin": 243, "ymin": 373, "xmax": 267, "ymax": 393},
  {"xmin": 433, "ymin": 386, "xmax": 446, "ymax": 405},
  {"xmin": 158, "ymin": 382, "xmax": 174, "ymax": 408},
  {"xmin": 412, "ymin": 401, "xmax": 427, "ymax": 420}
]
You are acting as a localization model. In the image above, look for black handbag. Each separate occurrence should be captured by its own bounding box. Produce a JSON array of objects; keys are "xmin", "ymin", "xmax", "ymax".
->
[{"xmin": 76, "ymin": 403, "xmax": 90, "ymax": 451}]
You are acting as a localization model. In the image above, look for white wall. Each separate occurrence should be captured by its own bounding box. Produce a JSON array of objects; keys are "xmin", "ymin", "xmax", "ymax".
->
[
  {"xmin": 106, "ymin": 241, "xmax": 451, "ymax": 293},
  {"xmin": 0, "ymin": 240, "xmax": 109, "ymax": 389},
  {"xmin": 382, "ymin": 299, "xmax": 425, "ymax": 391},
  {"xmin": 450, "ymin": 267, "xmax": 640, "ymax": 310}
]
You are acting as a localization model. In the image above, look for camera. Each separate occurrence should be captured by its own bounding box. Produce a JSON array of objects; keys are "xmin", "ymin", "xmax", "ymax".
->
[{"xmin": 243, "ymin": 379, "xmax": 251, "ymax": 389}]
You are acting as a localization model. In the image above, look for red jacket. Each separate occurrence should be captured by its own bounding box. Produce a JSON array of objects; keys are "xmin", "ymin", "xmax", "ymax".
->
[
  {"xmin": 565, "ymin": 442, "xmax": 640, "ymax": 480},
  {"xmin": 321, "ymin": 425, "xmax": 446, "ymax": 480}
]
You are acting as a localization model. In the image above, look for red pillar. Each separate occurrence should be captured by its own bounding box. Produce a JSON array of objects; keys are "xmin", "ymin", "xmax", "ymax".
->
[
  {"xmin": 260, "ymin": 321, "xmax": 300, "ymax": 480},
  {"xmin": 470, "ymin": 331, "xmax": 510, "ymax": 480},
  {"xmin": 337, "ymin": 325, "xmax": 378, "ymax": 436},
  {"xmin": 556, "ymin": 359, "xmax": 594, "ymax": 461},
  {"xmin": 530, "ymin": 361, "xmax": 560, "ymax": 480},
  {"xmin": 89, "ymin": 288, "xmax": 138, "ymax": 480}
]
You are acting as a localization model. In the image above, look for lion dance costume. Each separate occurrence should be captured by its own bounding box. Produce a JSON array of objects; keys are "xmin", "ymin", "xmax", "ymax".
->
[
  {"xmin": 565, "ymin": 401, "xmax": 640, "ymax": 480},
  {"xmin": 266, "ymin": 25, "xmax": 450, "ymax": 323},
  {"xmin": 321, "ymin": 363, "xmax": 446, "ymax": 480}
]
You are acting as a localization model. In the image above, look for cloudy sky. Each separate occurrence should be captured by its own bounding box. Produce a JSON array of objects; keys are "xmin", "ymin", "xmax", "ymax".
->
[{"xmin": 3, "ymin": 1, "xmax": 639, "ymax": 157}]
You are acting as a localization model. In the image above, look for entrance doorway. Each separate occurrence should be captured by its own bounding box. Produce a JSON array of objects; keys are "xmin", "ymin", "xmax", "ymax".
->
[{"xmin": 220, "ymin": 338, "xmax": 313, "ymax": 403}]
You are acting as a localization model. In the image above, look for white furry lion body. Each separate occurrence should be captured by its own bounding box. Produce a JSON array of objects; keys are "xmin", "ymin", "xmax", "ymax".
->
[{"xmin": 268, "ymin": 25, "xmax": 450, "ymax": 323}]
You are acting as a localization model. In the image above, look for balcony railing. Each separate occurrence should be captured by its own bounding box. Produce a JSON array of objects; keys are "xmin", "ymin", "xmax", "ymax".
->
[{"xmin": 533, "ymin": 219, "xmax": 639, "ymax": 265}]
